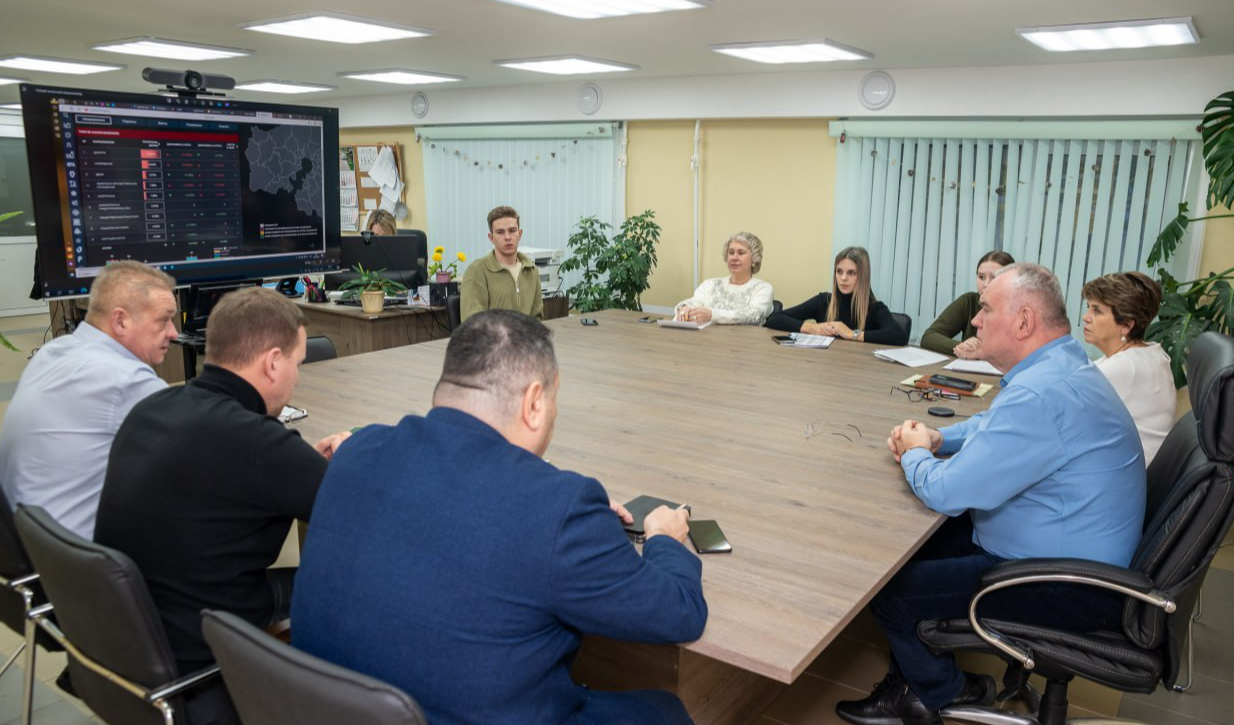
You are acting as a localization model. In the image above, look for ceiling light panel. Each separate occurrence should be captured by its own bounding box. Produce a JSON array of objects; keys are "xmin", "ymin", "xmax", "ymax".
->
[
  {"xmin": 710, "ymin": 39, "xmax": 872, "ymax": 64},
  {"xmin": 495, "ymin": 56, "xmax": 638, "ymax": 75},
  {"xmin": 241, "ymin": 12, "xmax": 435, "ymax": 44},
  {"xmin": 490, "ymin": 0, "xmax": 711, "ymax": 20},
  {"xmin": 1017, "ymin": 17, "xmax": 1198, "ymax": 52},
  {"xmin": 234, "ymin": 80, "xmax": 334, "ymax": 94},
  {"xmin": 92, "ymin": 37, "xmax": 252, "ymax": 61},
  {"xmin": 341, "ymin": 70, "xmax": 463, "ymax": 85},
  {"xmin": 0, "ymin": 56, "xmax": 124, "ymax": 75}
]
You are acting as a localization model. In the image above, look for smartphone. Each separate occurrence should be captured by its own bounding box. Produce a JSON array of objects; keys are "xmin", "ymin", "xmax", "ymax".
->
[
  {"xmin": 278, "ymin": 405, "xmax": 307, "ymax": 424},
  {"xmin": 771, "ymin": 335, "xmax": 794, "ymax": 345},
  {"xmin": 638, "ymin": 316, "xmax": 657, "ymax": 323},
  {"xmin": 687, "ymin": 519, "xmax": 732, "ymax": 554},
  {"xmin": 581, "ymin": 317, "xmax": 599, "ymax": 326}
]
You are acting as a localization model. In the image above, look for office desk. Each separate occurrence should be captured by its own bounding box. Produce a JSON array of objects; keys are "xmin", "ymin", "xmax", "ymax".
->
[
  {"xmin": 294, "ymin": 300, "xmax": 450, "ymax": 358},
  {"xmin": 287, "ymin": 309, "xmax": 998, "ymax": 724}
]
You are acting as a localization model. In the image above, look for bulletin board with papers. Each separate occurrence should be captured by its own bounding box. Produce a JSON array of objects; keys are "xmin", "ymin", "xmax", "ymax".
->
[{"xmin": 338, "ymin": 143, "xmax": 405, "ymax": 232}]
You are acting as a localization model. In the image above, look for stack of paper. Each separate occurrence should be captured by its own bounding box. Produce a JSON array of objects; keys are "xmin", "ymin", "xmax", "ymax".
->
[
  {"xmin": 874, "ymin": 347, "xmax": 950, "ymax": 367},
  {"xmin": 789, "ymin": 333, "xmax": 834, "ymax": 348},
  {"xmin": 943, "ymin": 359, "xmax": 1003, "ymax": 376},
  {"xmin": 657, "ymin": 319, "xmax": 712, "ymax": 330}
]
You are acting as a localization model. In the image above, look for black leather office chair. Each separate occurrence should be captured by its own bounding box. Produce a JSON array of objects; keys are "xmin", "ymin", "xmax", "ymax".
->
[
  {"xmin": 0, "ymin": 489, "xmax": 61, "ymax": 724},
  {"xmin": 15, "ymin": 505, "xmax": 227, "ymax": 725},
  {"xmin": 447, "ymin": 293, "xmax": 462, "ymax": 332},
  {"xmin": 891, "ymin": 311, "xmax": 913, "ymax": 344},
  {"xmin": 304, "ymin": 335, "xmax": 338, "ymax": 364},
  {"xmin": 202, "ymin": 609, "xmax": 429, "ymax": 725},
  {"xmin": 918, "ymin": 331, "xmax": 1234, "ymax": 725}
]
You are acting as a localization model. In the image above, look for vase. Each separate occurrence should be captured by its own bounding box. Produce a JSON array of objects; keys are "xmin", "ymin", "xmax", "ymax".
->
[
  {"xmin": 360, "ymin": 290, "xmax": 385, "ymax": 314},
  {"xmin": 435, "ymin": 272, "xmax": 453, "ymax": 284}
]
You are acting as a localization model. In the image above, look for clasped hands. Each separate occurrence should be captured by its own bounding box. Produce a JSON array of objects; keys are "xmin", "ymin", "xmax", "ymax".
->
[
  {"xmin": 675, "ymin": 306, "xmax": 712, "ymax": 324},
  {"xmin": 952, "ymin": 336, "xmax": 983, "ymax": 360},
  {"xmin": 801, "ymin": 320, "xmax": 854, "ymax": 338},
  {"xmin": 886, "ymin": 419, "xmax": 943, "ymax": 463}
]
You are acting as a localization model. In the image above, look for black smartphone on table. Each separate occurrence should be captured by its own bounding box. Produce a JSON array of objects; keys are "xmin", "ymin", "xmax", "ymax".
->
[
  {"xmin": 687, "ymin": 519, "xmax": 732, "ymax": 554},
  {"xmin": 771, "ymin": 335, "xmax": 794, "ymax": 345}
]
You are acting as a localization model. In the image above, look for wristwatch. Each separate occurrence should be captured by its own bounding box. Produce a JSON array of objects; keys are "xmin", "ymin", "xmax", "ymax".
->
[{"xmin": 852, "ymin": 329, "xmax": 861, "ymax": 340}]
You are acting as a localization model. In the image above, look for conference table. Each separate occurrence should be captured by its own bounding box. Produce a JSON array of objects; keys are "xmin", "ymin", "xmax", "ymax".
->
[{"xmin": 286, "ymin": 309, "xmax": 1000, "ymax": 725}]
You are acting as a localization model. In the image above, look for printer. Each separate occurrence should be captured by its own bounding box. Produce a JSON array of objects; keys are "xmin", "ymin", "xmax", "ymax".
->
[{"xmin": 520, "ymin": 246, "xmax": 565, "ymax": 295}]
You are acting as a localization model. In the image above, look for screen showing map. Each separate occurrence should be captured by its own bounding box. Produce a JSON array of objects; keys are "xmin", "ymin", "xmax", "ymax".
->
[{"xmin": 20, "ymin": 83, "xmax": 341, "ymax": 298}]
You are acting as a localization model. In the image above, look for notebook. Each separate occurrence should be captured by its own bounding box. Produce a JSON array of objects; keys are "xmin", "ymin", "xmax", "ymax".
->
[{"xmin": 622, "ymin": 495, "xmax": 689, "ymax": 543}]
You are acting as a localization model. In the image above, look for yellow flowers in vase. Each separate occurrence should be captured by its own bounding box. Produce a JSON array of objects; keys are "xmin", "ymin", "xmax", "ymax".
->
[{"xmin": 428, "ymin": 246, "xmax": 466, "ymax": 283}]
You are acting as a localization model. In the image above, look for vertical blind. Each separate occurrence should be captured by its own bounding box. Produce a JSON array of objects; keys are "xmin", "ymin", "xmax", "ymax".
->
[
  {"xmin": 420, "ymin": 124, "xmax": 621, "ymax": 294},
  {"xmin": 830, "ymin": 121, "xmax": 1202, "ymax": 344}
]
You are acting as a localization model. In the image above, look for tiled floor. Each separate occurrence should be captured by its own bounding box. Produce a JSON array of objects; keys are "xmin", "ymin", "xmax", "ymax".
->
[{"xmin": 0, "ymin": 313, "xmax": 1229, "ymax": 724}]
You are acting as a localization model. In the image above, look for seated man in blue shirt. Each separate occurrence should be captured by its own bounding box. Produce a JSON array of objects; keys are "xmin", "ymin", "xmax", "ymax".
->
[
  {"xmin": 293, "ymin": 310, "xmax": 707, "ymax": 725},
  {"xmin": 0, "ymin": 260, "xmax": 178, "ymax": 539},
  {"xmin": 837, "ymin": 263, "xmax": 1145, "ymax": 725}
]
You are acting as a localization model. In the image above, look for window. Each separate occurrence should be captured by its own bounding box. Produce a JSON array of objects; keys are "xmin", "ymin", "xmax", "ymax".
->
[
  {"xmin": 420, "ymin": 123, "xmax": 623, "ymax": 294},
  {"xmin": 831, "ymin": 121, "xmax": 1202, "ymax": 341}
]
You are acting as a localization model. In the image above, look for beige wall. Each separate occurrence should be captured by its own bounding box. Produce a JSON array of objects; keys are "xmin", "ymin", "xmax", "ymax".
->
[
  {"xmin": 628, "ymin": 119, "xmax": 838, "ymax": 309},
  {"xmin": 338, "ymin": 127, "xmax": 427, "ymax": 234}
]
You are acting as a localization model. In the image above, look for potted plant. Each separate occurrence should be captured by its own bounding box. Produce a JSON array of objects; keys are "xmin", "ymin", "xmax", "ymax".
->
[
  {"xmin": 428, "ymin": 246, "xmax": 466, "ymax": 283},
  {"xmin": 1147, "ymin": 90, "xmax": 1234, "ymax": 387},
  {"xmin": 338, "ymin": 264, "xmax": 407, "ymax": 314},
  {"xmin": 559, "ymin": 210, "xmax": 661, "ymax": 313}
]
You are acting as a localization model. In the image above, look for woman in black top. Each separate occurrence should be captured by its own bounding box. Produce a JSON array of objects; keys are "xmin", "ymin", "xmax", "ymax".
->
[{"xmin": 765, "ymin": 246, "xmax": 907, "ymax": 345}]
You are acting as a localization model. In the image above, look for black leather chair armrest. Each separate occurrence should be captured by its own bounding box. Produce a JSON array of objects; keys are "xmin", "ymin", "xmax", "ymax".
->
[{"xmin": 978, "ymin": 557, "xmax": 1155, "ymax": 593}]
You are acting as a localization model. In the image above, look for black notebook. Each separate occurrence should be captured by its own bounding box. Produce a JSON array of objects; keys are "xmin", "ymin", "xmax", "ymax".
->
[{"xmin": 622, "ymin": 495, "xmax": 689, "ymax": 543}]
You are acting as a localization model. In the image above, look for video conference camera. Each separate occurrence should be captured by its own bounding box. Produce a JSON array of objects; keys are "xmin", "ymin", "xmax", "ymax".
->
[{"xmin": 142, "ymin": 67, "xmax": 235, "ymax": 97}]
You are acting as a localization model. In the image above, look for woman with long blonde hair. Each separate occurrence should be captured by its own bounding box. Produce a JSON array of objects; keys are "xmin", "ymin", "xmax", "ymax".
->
[{"xmin": 766, "ymin": 246, "xmax": 906, "ymax": 344}]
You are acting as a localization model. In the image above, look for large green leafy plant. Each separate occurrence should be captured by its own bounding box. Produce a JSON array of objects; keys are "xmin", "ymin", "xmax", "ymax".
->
[
  {"xmin": 1147, "ymin": 91, "xmax": 1234, "ymax": 387},
  {"xmin": 338, "ymin": 264, "xmax": 407, "ymax": 299},
  {"xmin": 560, "ymin": 210, "xmax": 661, "ymax": 313}
]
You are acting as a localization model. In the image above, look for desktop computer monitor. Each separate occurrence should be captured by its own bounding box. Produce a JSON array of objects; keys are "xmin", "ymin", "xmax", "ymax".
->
[
  {"xmin": 19, "ymin": 82, "xmax": 341, "ymax": 298},
  {"xmin": 325, "ymin": 230, "xmax": 428, "ymax": 291}
]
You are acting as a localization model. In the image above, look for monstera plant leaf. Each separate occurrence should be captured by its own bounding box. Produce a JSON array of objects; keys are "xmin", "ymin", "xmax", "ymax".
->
[{"xmin": 1202, "ymin": 90, "xmax": 1234, "ymax": 210}]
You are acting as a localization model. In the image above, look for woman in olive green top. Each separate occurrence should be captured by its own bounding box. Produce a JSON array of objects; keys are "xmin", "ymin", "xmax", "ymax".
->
[{"xmin": 920, "ymin": 251, "xmax": 1015, "ymax": 358}]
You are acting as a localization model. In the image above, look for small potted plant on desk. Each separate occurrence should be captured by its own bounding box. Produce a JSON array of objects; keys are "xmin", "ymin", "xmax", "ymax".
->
[
  {"xmin": 429, "ymin": 246, "xmax": 466, "ymax": 283},
  {"xmin": 339, "ymin": 264, "xmax": 407, "ymax": 314}
]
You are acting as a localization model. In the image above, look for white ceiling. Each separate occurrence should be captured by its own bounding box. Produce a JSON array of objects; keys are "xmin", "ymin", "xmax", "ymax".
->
[{"xmin": 3, "ymin": 0, "xmax": 1233, "ymax": 106}]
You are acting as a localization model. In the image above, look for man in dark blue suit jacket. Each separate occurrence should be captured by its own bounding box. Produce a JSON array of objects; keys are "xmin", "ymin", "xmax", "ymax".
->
[{"xmin": 293, "ymin": 310, "xmax": 707, "ymax": 725}]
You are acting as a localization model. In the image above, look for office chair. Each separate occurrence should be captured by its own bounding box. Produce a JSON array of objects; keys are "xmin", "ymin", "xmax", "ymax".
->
[
  {"xmin": 447, "ymin": 293, "xmax": 462, "ymax": 332},
  {"xmin": 890, "ymin": 311, "xmax": 913, "ymax": 344},
  {"xmin": 918, "ymin": 331, "xmax": 1234, "ymax": 725},
  {"xmin": 202, "ymin": 609, "xmax": 429, "ymax": 725},
  {"xmin": 0, "ymin": 489, "xmax": 62, "ymax": 725},
  {"xmin": 14, "ymin": 505, "xmax": 227, "ymax": 725},
  {"xmin": 304, "ymin": 335, "xmax": 338, "ymax": 364}
]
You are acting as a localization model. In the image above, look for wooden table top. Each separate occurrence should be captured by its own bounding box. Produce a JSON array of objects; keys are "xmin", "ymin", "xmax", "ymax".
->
[{"xmin": 287, "ymin": 309, "xmax": 999, "ymax": 684}]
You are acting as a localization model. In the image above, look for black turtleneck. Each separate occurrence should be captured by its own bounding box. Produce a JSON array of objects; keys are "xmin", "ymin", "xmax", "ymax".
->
[
  {"xmin": 765, "ymin": 290, "xmax": 907, "ymax": 345},
  {"xmin": 96, "ymin": 364, "xmax": 326, "ymax": 673}
]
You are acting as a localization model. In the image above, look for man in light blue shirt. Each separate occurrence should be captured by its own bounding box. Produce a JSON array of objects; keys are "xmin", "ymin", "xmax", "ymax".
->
[
  {"xmin": 837, "ymin": 264, "xmax": 1145, "ymax": 725},
  {"xmin": 0, "ymin": 261, "xmax": 178, "ymax": 540}
]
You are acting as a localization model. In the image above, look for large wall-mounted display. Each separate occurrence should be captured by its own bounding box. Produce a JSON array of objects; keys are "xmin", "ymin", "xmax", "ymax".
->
[{"xmin": 20, "ymin": 83, "xmax": 341, "ymax": 298}]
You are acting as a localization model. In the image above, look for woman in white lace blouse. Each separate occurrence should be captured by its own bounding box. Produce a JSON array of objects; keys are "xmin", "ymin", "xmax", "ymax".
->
[{"xmin": 674, "ymin": 232, "xmax": 774, "ymax": 325}]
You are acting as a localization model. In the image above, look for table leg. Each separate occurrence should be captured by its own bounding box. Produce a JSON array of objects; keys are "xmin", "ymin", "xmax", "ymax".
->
[{"xmin": 572, "ymin": 637, "xmax": 785, "ymax": 725}]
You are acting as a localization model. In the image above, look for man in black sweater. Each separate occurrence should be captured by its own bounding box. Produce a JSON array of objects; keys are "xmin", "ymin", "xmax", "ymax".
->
[{"xmin": 96, "ymin": 287, "xmax": 349, "ymax": 679}]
